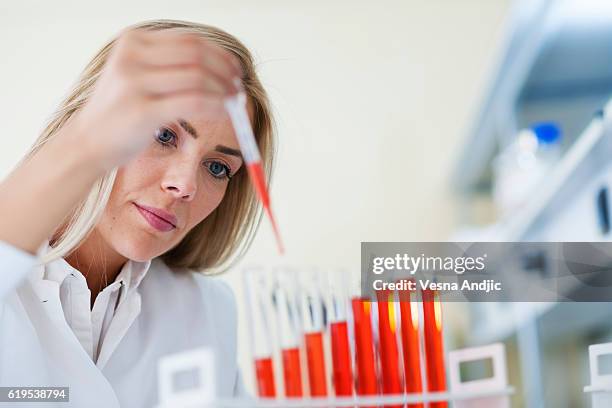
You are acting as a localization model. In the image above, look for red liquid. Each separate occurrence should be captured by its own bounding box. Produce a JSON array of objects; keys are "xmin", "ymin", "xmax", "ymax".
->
[
  {"xmin": 422, "ymin": 290, "xmax": 447, "ymax": 408},
  {"xmin": 399, "ymin": 288, "xmax": 424, "ymax": 408},
  {"xmin": 305, "ymin": 332, "xmax": 328, "ymax": 396},
  {"xmin": 254, "ymin": 357, "xmax": 276, "ymax": 397},
  {"xmin": 351, "ymin": 298, "xmax": 378, "ymax": 396},
  {"xmin": 282, "ymin": 347, "xmax": 303, "ymax": 397},
  {"xmin": 377, "ymin": 291, "xmax": 403, "ymax": 408},
  {"xmin": 246, "ymin": 162, "xmax": 284, "ymax": 254},
  {"xmin": 330, "ymin": 321, "xmax": 354, "ymax": 396}
]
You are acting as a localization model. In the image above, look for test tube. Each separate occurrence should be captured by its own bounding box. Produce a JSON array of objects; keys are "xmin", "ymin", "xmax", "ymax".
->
[
  {"xmin": 274, "ymin": 274, "xmax": 303, "ymax": 397},
  {"xmin": 330, "ymin": 321, "xmax": 353, "ymax": 396},
  {"xmin": 244, "ymin": 269, "xmax": 277, "ymax": 397},
  {"xmin": 377, "ymin": 289, "xmax": 403, "ymax": 407},
  {"xmin": 326, "ymin": 272, "xmax": 354, "ymax": 397},
  {"xmin": 398, "ymin": 284, "xmax": 424, "ymax": 408},
  {"xmin": 305, "ymin": 332, "xmax": 327, "ymax": 396},
  {"xmin": 301, "ymin": 281, "xmax": 328, "ymax": 397},
  {"xmin": 422, "ymin": 289, "xmax": 447, "ymax": 408},
  {"xmin": 281, "ymin": 348, "xmax": 302, "ymax": 397},
  {"xmin": 254, "ymin": 358, "xmax": 276, "ymax": 397},
  {"xmin": 351, "ymin": 297, "xmax": 379, "ymax": 397}
]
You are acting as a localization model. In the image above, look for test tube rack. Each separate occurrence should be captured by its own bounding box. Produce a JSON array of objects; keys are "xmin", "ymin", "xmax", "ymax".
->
[
  {"xmin": 155, "ymin": 343, "xmax": 513, "ymax": 408},
  {"xmin": 584, "ymin": 342, "xmax": 612, "ymax": 408}
]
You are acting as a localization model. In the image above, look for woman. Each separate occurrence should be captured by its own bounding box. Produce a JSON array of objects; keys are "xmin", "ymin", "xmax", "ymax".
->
[{"xmin": 0, "ymin": 19, "xmax": 274, "ymax": 407}]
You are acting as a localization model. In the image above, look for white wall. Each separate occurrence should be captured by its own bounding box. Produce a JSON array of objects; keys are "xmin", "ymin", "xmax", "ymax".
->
[{"xmin": 0, "ymin": 0, "xmax": 511, "ymax": 394}]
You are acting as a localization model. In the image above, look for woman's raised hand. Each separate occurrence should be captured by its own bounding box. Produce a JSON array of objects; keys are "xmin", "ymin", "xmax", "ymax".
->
[
  {"xmin": 65, "ymin": 29, "xmax": 242, "ymax": 171},
  {"xmin": 0, "ymin": 29, "xmax": 242, "ymax": 254}
]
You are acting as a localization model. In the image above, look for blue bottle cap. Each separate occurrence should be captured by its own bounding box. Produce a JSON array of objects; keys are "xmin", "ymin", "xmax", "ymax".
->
[{"xmin": 531, "ymin": 122, "xmax": 562, "ymax": 145}]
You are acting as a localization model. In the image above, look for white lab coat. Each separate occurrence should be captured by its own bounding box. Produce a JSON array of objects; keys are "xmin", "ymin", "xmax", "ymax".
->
[{"xmin": 0, "ymin": 240, "xmax": 246, "ymax": 407}]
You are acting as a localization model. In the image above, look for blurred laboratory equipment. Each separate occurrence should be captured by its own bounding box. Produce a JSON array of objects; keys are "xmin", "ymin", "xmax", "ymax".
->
[
  {"xmin": 492, "ymin": 122, "xmax": 562, "ymax": 215},
  {"xmin": 451, "ymin": 0, "xmax": 612, "ymax": 406}
]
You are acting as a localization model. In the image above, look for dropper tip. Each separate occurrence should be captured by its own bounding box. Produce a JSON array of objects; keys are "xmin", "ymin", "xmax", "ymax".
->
[
  {"xmin": 266, "ymin": 208, "xmax": 285, "ymax": 256},
  {"xmin": 273, "ymin": 227, "xmax": 285, "ymax": 256}
]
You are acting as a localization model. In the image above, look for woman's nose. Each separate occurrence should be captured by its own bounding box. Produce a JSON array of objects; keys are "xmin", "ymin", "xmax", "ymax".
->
[{"xmin": 161, "ymin": 165, "xmax": 197, "ymax": 201}]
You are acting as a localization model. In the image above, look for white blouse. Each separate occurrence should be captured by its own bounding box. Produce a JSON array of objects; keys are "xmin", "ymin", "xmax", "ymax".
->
[
  {"xmin": 0, "ymin": 240, "xmax": 245, "ymax": 407},
  {"xmin": 43, "ymin": 243, "xmax": 152, "ymax": 363}
]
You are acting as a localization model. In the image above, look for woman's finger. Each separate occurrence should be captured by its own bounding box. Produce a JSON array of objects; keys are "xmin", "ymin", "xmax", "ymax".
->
[
  {"xmin": 135, "ymin": 31, "xmax": 242, "ymax": 78},
  {"xmin": 136, "ymin": 65, "xmax": 231, "ymax": 96},
  {"xmin": 149, "ymin": 92, "xmax": 226, "ymax": 123}
]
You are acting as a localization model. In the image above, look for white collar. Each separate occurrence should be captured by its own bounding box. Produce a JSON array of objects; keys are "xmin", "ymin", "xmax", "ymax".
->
[{"xmin": 38, "ymin": 241, "xmax": 152, "ymax": 294}]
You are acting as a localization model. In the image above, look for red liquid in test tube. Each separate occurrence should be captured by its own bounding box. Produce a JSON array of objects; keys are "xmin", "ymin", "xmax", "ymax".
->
[
  {"xmin": 305, "ymin": 332, "xmax": 328, "ymax": 396},
  {"xmin": 244, "ymin": 269, "xmax": 277, "ymax": 399},
  {"xmin": 274, "ymin": 274, "xmax": 303, "ymax": 398},
  {"xmin": 301, "ymin": 281, "xmax": 328, "ymax": 397},
  {"xmin": 282, "ymin": 347, "xmax": 303, "ymax": 397},
  {"xmin": 422, "ymin": 289, "xmax": 447, "ymax": 408},
  {"xmin": 351, "ymin": 298, "xmax": 378, "ymax": 397},
  {"xmin": 326, "ymin": 272, "xmax": 354, "ymax": 397},
  {"xmin": 377, "ymin": 290, "xmax": 403, "ymax": 408},
  {"xmin": 399, "ymin": 287, "xmax": 424, "ymax": 408},
  {"xmin": 255, "ymin": 357, "xmax": 276, "ymax": 397},
  {"xmin": 330, "ymin": 321, "xmax": 353, "ymax": 396}
]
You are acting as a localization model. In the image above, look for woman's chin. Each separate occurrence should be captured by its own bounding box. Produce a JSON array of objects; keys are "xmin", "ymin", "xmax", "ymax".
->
[{"xmin": 111, "ymin": 238, "xmax": 163, "ymax": 262}]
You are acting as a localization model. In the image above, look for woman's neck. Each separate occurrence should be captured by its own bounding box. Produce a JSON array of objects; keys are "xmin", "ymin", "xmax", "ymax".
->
[{"xmin": 64, "ymin": 228, "xmax": 128, "ymax": 308}]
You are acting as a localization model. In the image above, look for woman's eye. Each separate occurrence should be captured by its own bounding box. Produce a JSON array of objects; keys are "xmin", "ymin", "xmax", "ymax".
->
[
  {"xmin": 205, "ymin": 161, "xmax": 231, "ymax": 180},
  {"xmin": 155, "ymin": 127, "xmax": 177, "ymax": 146}
]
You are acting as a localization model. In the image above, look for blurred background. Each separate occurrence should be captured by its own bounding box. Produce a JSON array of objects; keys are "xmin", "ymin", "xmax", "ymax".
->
[{"xmin": 3, "ymin": 0, "xmax": 612, "ymax": 406}]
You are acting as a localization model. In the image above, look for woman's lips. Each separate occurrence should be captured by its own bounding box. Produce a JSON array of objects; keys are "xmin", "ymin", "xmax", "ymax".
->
[{"xmin": 133, "ymin": 203, "xmax": 177, "ymax": 232}]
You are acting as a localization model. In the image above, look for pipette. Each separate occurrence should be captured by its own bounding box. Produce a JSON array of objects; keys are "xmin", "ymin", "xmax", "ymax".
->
[{"xmin": 225, "ymin": 92, "xmax": 284, "ymax": 254}]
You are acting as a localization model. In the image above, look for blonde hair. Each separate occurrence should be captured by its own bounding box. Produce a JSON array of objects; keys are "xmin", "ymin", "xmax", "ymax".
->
[{"xmin": 26, "ymin": 20, "xmax": 274, "ymax": 273}]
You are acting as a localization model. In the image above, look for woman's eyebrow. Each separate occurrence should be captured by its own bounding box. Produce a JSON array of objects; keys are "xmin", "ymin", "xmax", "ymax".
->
[
  {"xmin": 177, "ymin": 119, "xmax": 243, "ymax": 159},
  {"xmin": 178, "ymin": 119, "xmax": 198, "ymax": 139},
  {"xmin": 215, "ymin": 145, "xmax": 243, "ymax": 159}
]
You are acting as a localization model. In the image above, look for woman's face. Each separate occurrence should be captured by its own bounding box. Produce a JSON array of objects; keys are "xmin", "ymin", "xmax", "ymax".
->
[{"xmin": 96, "ymin": 108, "xmax": 244, "ymax": 262}]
